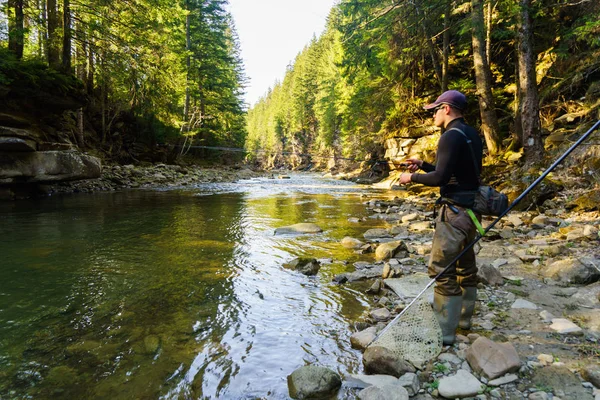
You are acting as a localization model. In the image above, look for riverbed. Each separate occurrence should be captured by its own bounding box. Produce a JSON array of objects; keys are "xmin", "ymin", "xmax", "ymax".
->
[{"xmin": 0, "ymin": 174, "xmax": 388, "ymax": 399}]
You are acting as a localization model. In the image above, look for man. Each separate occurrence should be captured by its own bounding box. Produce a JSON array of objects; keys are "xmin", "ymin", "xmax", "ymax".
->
[{"xmin": 397, "ymin": 90, "xmax": 482, "ymax": 345}]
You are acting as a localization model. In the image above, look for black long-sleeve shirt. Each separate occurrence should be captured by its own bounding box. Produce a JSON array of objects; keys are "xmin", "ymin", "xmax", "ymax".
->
[{"xmin": 411, "ymin": 118, "xmax": 482, "ymax": 197}]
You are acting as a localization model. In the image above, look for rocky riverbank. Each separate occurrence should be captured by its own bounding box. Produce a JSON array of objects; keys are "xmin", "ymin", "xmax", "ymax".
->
[
  {"xmin": 283, "ymin": 181, "xmax": 600, "ymax": 400},
  {"xmin": 44, "ymin": 163, "xmax": 264, "ymax": 195}
]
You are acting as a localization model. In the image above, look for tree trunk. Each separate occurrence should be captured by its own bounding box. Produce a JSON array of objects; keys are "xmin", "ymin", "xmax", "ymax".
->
[
  {"xmin": 7, "ymin": 0, "xmax": 25, "ymax": 59},
  {"xmin": 184, "ymin": 0, "xmax": 191, "ymax": 121},
  {"xmin": 517, "ymin": 0, "xmax": 543, "ymax": 163},
  {"xmin": 486, "ymin": 1, "xmax": 493, "ymax": 66},
  {"xmin": 46, "ymin": 0, "xmax": 61, "ymax": 68},
  {"xmin": 471, "ymin": 0, "xmax": 501, "ymax": 154},
  {"xmin": 62, "ymin": 0, "xmax": 72, "ymax": 72},
  {"xmin": 77, "ymin": 108, "xmax": 85, "ymax": 148},
  {"xmin": 87, "ymin": 42, "xmax": 95, "ymax": 94},
  {"xmin": 38, "ymin": 0, "xmax": 45, "ymax": 57},
  {"xmin": 442, "ymin": 0, "xmax": 451, "ymax": 91}
]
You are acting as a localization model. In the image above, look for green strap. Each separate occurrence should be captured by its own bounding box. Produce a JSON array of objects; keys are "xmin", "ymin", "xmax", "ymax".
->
[{"xmin": 466, "ymin": 208, "xmax": 485, "ymax": 236}]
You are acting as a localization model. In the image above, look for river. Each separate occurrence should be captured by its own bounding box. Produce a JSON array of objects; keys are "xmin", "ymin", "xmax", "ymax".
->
[{"xmin": 0, "ymin": 174, "xmax": 389, "ymax": 399}]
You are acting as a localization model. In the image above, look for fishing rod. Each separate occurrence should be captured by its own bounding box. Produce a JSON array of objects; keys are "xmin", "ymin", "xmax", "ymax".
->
[{"xmin": 373, "ymin": 119, "xmax": 600, "ymax": 342}]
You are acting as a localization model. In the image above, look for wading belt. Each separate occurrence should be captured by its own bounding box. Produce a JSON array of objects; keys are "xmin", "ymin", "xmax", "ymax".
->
[{"xmin": 435, "ymin": 197, "xmax": 486, "ymax": 236}]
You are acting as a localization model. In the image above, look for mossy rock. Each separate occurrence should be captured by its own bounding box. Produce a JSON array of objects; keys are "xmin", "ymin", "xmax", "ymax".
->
[{"xmin": 566, "ymin": 190, "xmax": 600, "ymax": 211}]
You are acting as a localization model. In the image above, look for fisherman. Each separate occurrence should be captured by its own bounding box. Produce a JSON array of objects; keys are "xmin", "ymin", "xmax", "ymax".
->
[{"xmin": 396, "ymin": 90, "xmax": 482, "ymax": 345}]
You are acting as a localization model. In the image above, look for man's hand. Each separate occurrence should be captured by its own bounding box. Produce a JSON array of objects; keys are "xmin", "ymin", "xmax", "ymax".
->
[
  {"xmin": 404, "ymin": 158, "xmax": 422, "ymax": 172},
  {"xmin": 398, "ymin": 172, "xmax": 412, "ymax": 185}
]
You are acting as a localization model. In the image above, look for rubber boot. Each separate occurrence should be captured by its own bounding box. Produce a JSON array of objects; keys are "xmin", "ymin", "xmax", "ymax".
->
[
  {"xmin": 433, "ymin": 293, "xmax": 462, "ymax": 345},
  {"xmin": 459, "ymin": 287, "xmax": 478, "ymax": 330}
]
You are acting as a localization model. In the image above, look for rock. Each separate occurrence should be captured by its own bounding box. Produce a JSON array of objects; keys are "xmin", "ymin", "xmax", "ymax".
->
[
  {"xmin": 549, "ymin": 318, "xmax": 583, "ymax": 335},
  {"xmin": 342, "ymin": 236, "xmax": 364, "ymax": 249},
  {"xmin": 408, "ymin": 221, "xmax": 432, "ymax": 232},
  {"xmin": 537, "ymin": 354, "xmax": 554, "ymax": 366},
  {"xmin": 346, "ymin": 374, "xmax": 400, "ymax": 389},
  {"xmin": 0, "ymin": 136, "xmax": 37, "ymax": 151},
  {"xmin": 514, "ymin": 249, "xmax": 541, "ymax": 262},
  {"xmin": 375, "ymin": 241, "xmax": 407, "ymax": 261},
  {"xmin": 466, "ymin": 337, "xmax": 521, "ymax": 380},
  {"xmin": 511, "ymin": 299, "xmax": 538, "ymax": 309},
  {"xmin": 529, "ymin": 392, "xmax": 549, "ymax": 400},
  {"xmin": 358, "ymin": 384, "xmax": 409, "ymax": 400},
  {"xmin": 367, "ymin": 279, "xmax": 383, "ymax": 294},
  {"xmin": 397, "ymin": 372, "xmax": 419, "ymax": 396},
  {"xmin": 531, "ymin": 366, "xmax": 593, "ymax": 400},
  {"xmin": 532, "ymin": 215, "xmax": 549, "ymax": 225},
  {"xmin": 275, "ymin": 223, "xmax": 323, "ymax": 235},
  {"xmin": 582, "ymin": 365, "xmax": 600, "ymax": 388},
  {"xmin": 370, "ymin": 308, "xmax": 391, "ymax": 321},
  {"xmin": 283, "ymin": 258, "xmax": 321, "ymax": 276},
  {"xmin": 401, "ymin": 213, "xmax": 418, "ymax": 223},
  {"xmin": 350, "ymin": 327, "xmax": 378, "ymax": 351},
  {"xmin": 583, "ymin": 225, "xmax": 598, "ymax": 238},
  {"xmin": 363, "ymin": 346, "xmax": 416, "ymax": 377},
  {"xmin": 539, "ymin": 310, "xmax": 555, "ymax": 323},
  {"xmin": 543, "ymin": 258, "xmax": 600, "ymax": 285},
  {"xmin": 507, "ymin": 215, "xmax": 524, "ymax": 227},
  {"xmin": 488, "ymin": 373, "xmax": 518, "ymax": 386},
  {"xmin": 143, "ymin": 335, "xmax": 160, "ymax": 354},
  {"xmin": 364, "ymin": 228, "xmax": 393, "ymax": 239},
  {"xmin": 438, "ymin": 353, "xmax": 462, "ymax": 365},
  {"xmin": 572, "ymin": 282, "xmax": 600, "ymax": 307},
  {"xmin": 438, "ymin": 369, "xmax": 483, "ymax": 398},
  {"xmin": 287, "ymin": 365, "xmax": 342, "ymax": 400},
  {"xmin": 357, "ymin": 244, "xmax": 376, "ymax": 254},
  {"xmin": 0, "ymin": 151, "xmax": 101, "ymax": 183},
  {"xmin": 478, "ymin": 264, "xmax": 505, "ymax": 286}
]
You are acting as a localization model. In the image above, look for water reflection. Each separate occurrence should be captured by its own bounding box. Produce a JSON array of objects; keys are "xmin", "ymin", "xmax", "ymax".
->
[{"xmin": 0, "ymin": 174, "xmax": 379, "ymax": 399}]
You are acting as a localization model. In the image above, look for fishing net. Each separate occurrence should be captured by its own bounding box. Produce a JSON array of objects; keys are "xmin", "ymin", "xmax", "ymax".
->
[{"xmin": 369, "ymin": 275, "xmax": 442, "ymax": 367}]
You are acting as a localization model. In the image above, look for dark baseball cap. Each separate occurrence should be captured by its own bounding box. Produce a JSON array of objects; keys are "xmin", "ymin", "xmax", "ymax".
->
[{"xmin": 423, "ymin": 90, "xmax": 467, "ymax": 111}]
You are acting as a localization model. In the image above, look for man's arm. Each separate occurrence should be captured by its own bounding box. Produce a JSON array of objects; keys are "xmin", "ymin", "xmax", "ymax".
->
[{"xmin": 410, "ymin": 131, "xmax": 460, "ymax": 187}]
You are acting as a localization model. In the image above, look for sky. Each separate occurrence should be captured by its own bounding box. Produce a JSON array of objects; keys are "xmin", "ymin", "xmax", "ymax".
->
[{"xmin": 227, "ymin": 0, "xmax": 338, "ymax": 108}]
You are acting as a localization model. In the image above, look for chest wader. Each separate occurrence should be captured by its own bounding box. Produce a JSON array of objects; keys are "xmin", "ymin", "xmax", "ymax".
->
[{"xmin": 430, "ymin": 202, "xmax": 474, "ymax": 345}]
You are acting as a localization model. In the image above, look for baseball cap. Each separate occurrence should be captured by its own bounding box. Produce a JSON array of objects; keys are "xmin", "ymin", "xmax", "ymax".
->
[{"xmin": 423, "ymin": 90, "xmax": 467, "ymax": 111}]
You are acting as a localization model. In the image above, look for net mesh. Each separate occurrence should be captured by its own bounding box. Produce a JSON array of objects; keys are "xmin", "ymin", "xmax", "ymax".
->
[{"xmin": 370, "ymin": 277, "xmax": 442, "ymax": 366}]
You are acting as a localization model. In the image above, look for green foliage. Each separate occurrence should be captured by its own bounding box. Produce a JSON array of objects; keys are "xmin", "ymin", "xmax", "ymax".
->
[
  {"xmin": 1, "ymin": 0, "xmax": 246, "ymax": 155},
  {"xmin": 0, "ymin": 48, "xmax": 82, "ymax": 95},
  {"xmin": 245, "ymin": 0, "xmax": 600, "ymax": 169}
]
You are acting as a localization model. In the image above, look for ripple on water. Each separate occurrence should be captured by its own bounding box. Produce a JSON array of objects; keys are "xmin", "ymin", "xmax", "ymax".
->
[{"xmin": 0, "ymin": 174, "xmax": 376, "ymax": 399}]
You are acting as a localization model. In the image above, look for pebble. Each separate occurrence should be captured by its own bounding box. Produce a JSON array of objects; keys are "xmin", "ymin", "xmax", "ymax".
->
[
  {"xmin": 550, "ymin": 318, "xmax": 583, "ymax": 335},
  {"xmin": 512, "ymin": 299, "xmax": 538, "ymax": 309}
]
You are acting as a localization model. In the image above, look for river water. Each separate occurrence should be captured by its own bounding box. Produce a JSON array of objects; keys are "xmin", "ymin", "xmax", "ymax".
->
[{"xmin": 0, "ymin": 174, "xmax": 390, "ymax": 399}]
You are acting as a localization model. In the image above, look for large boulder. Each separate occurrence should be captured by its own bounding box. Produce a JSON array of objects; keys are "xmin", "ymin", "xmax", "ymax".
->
[
  {"xmin": 465, "ymin": 337, "xmax": 521, "ymax": 379},
  {"xmin": 363, "ymin": 346, "xmax": 416, "ymax": 378},
  {"xmin": 287, "ymin": 365, "xmax": 341, "ymax": 400},
  {"xmin": 283, "ymin": 258, "xmax": 321, "ymax": 276},
  {"xmin": 0, "ymin": 151, "xmax": 101, "ymax": 183},
  {"xmin": 542, "ymin": 258, "xmax": 600, "ymax": 285},
  {"xmin": 375, "ymin": 241, "xmax": 407, "ymax": 261},
  {"xmin": 275, "ymin": 223, "xmax": 323, "ymax": 235}
]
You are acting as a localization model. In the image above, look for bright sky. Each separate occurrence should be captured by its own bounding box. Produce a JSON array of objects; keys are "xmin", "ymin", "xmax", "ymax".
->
[{"xmin": 227, "ymin": 0, "xmax": 338, "ymax": 108}]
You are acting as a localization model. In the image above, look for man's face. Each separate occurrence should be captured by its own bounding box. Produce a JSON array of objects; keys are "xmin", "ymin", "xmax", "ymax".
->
[{"xmin": 432, "ymin": 104, "xmax": 446, "ymax": 128}]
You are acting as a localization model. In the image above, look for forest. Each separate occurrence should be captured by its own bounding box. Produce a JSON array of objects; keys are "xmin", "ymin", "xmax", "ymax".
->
[
  {"xmin": 1, "ymin": 0, "xmax": 600, "ymax": 170},
  {"xmin": 246, "ymin": 0, "xmax": 600, "ymax": 172},
  {"xmin": 1, "ymin": 0, "xmax": 246, "ymax": 163}
]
